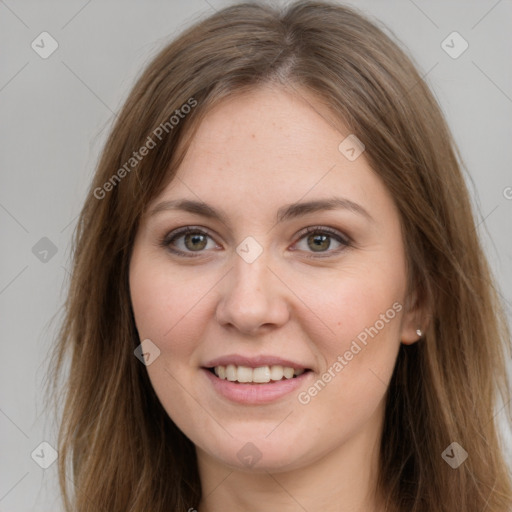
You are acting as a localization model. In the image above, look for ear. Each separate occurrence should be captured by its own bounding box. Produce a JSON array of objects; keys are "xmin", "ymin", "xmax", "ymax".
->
[{"xmin": 400, "ymin": 288, "xmax": 429, "ymax": 345}]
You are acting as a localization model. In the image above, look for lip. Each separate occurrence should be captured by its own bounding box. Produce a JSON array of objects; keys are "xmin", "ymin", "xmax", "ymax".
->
[
  {"xmin": 203, "ymin": 354, "xmax": 311, "ymax": 370},
  {"xmin": 202, "ymin": 367, "xmax": 313, "ymax": 404}
]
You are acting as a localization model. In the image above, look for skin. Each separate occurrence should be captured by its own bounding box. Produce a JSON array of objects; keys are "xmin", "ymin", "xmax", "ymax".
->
[{"xmin": 129, "ymin": 84, "xmax": 422, "ymax": 512}]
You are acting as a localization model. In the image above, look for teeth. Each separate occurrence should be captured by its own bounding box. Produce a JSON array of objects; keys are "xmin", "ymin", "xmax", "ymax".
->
[
  {"xmin": 237, "ymin": 365, "xmax": 253, "ymax": 383},
  {"xmin": 270, "ymin": 365, "xmax": 284, "ymax": 381},
  {"xmin": 253, "ymin": 366, "xmax": 271, "ymax": 383},
  {"xmin": 225, "ymin": 364, "xmax": 237, "ymax": 382},
  {"xmin": 283, "ymin": 367, "xmax": 294, "ymax": 379},
  {"xmin": 217, "ymin": 365, "xmax": 226, "ymax": 380},
  {"xmin": 213, "ymin": 364, "xmax": 306, "ymax": 383}
]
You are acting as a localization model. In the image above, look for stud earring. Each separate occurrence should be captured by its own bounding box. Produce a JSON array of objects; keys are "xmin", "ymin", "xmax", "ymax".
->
[{"xmin": 416, "ymin": 328, "xmax": 422, "ymax": 337}]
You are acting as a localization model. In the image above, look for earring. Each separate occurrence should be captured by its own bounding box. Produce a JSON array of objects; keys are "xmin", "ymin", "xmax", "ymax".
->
[{"xmin": 416, "ymin": 328, "xmax": 422, "ymax": 337}]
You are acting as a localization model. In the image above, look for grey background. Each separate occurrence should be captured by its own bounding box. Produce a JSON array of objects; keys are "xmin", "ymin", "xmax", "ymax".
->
[{"xmin": 1, "ymin": 0, "xmax": 511, "ymax": 510}]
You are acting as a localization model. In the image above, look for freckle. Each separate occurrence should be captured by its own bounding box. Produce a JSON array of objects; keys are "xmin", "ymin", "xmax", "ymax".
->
[{"xmin": 251, "ymin": 133, "xmax": 255, "ymax": 138}]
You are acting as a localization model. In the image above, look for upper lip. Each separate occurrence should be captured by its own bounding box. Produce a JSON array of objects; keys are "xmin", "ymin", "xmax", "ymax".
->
[{"xmin": 203, "ymin": 354, "xmax": 311, "ymax": 370}]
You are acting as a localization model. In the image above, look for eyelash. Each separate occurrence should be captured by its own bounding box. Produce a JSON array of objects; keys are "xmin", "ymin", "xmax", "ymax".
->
[{"xmin": 159, "ymin": 225, "xmax": 352, "ymax": 259}]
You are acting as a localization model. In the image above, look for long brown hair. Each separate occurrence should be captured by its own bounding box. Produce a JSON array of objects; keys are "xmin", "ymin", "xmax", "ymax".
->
[{"xmin": 46, "ymin": 1, "xmax": 512, "ymax": 510}]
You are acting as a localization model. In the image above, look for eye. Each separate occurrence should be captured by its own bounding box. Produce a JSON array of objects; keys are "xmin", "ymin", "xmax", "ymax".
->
[
  {"xmin": 292, "ymin": 226, "xmax": 351, "ymax": 257},
  {"xmin": 160, "ymin": 225, "xmax": 351, "ymax": 258},
  {"xmin": 160, "ymin": 227, "xmax": 219, "ymax": 257}
]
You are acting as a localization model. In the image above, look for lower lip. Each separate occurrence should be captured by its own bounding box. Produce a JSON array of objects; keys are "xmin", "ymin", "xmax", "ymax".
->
[{"xmin": 202, "ymin": 368, "xmax": 312, "ymax": 405}]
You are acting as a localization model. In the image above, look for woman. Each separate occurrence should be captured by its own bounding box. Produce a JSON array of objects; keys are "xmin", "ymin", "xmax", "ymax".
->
[{"xmin": 47, "ymin": 1, "xmax": 512, "ymax": 510}]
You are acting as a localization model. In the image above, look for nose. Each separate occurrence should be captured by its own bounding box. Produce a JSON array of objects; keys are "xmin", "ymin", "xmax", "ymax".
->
[{"xmin": 215, "ymin": 252, "xmax": 291, "ymax": 335}]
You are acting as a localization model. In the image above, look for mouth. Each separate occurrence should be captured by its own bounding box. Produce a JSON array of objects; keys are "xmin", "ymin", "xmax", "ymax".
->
[
  {"xmin": 201, "ymin": 364, "xmax": 313, "ymax": 404},
  {"xmin": 204, "ymin": 364, "xmax": 312, "ymax": 384}
]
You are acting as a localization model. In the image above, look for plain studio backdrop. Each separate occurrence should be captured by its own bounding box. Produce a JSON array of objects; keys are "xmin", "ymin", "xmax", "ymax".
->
[{"xmin": 1, "ymin": 0, "xmax": 511, "ymax": 510}]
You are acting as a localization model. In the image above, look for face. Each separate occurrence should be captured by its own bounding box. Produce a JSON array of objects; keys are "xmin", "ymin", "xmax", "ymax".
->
[{"xmin": 129, "ymin": 85, "xmax": 420, "ymax": 474}]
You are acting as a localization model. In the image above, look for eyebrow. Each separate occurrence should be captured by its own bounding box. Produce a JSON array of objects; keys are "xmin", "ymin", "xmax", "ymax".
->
[{"xmin": 148, "ymin": 197, "xmax": 373, "ymax": 224}]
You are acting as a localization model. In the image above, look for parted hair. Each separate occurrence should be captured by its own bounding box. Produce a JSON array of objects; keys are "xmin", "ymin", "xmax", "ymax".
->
[{"xmin": 46, "ymin": 1, "xmax": 512, "ymax": 510}]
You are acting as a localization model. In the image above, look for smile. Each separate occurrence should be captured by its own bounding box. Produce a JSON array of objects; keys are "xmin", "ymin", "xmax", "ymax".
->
[
  {"xmin": 211, "ymin": 364, "xmax": 306, "ymax": 383},
  {"xmin": 202, "ymin": 366, "xmax": 313, "ymax": 404}
]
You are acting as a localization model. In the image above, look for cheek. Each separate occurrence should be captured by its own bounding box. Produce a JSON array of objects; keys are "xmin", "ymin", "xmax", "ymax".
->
[
  {"xmin": 294, "ymin": 263, "xmax": 404, "ymax": 407},
  {"xmin": 297, "ymin": 259, "xmax": 405, "ymax": 349},
  {"xmin": 129, "ymin": 253, "xmax": 212, "ymax": 347},
  {"xmin": 129, "ymin": 255, "xmax": 216, "ymax": 433}
]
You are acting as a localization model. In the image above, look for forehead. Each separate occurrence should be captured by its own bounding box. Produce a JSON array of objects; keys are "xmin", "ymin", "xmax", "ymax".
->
[
  {"xmin": 148, "ymin": 85, "xmax": 393, "ymax": 222},
  {"xmin": 181, "ymin": 85, "xmax": 345, "ymax": 172}
]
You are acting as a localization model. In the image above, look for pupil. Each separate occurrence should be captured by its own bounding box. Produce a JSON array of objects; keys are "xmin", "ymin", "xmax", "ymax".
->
[
  {"xmin": 308, "ymin": 234, "xmax": 330, "ymax": 251},
  {"xmin": 185, "ymin": 233, "xmax": 207, "ymax": 251}
]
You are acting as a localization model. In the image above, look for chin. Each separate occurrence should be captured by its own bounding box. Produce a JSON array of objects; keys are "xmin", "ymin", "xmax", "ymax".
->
[{"xmin": 198, "ymin": 433, "xmax": 322, "ymax": 474}]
